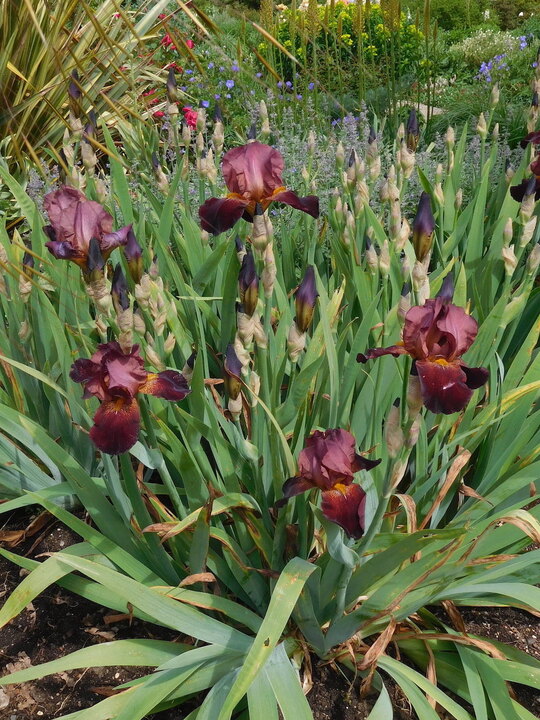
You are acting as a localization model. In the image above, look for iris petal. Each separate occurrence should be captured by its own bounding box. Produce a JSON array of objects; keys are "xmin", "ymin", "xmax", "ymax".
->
[
  {"xmin": 270, "ymin": 190, "xmax": 320, "ymax": 219},
  {"xmin": 90, "ymin": 398, "xmax": 141, "ymax": 455},
  {"xmin": 199, "ymin": 196, "xmax": 249, "ymax": 235},
  {"xmin": 321, "ymin": 483, "xmax": 366, "ymax": 539},
  {"xmin": 416, "ymin": 360, "xmax": 476, "ymax": 414},
  {"xmin": 140, "ymin": 370, "xmax": 190, "ymax": 401}
]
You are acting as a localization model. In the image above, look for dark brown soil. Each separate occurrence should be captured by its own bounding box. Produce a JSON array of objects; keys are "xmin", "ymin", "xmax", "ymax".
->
[{"xmin": 1, "ymin": 508, "xmax": 539, "ymax": 719}]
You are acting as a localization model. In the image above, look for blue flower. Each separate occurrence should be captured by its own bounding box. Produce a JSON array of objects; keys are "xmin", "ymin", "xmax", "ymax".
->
[
  {"xmin": 185, "ymin": 69, "xmax": 193, "ymax": 75},
  {"xmin": 277, "ymin": 81, "xmax": 283, "ymax": 88},
  {"xmin": 232, "ymin": 63, "xmax": 239, "ymax": 72},
  {"xmin": 225, "ymin": 79, "xmax": 235, "ymax": 90},
  {"xmin": 285, "ymin": 80, "xmax": 292, "ymax": 88},
  {"xmin": 225, "ymin": 93, "xmax": 231, "ymax": 99},
  {"xmin": 256, "ymin": 72, "xmax": 263, "ymax": 78},
  {"xmin": 296, "ymin": 94, "xmax": 302, "ymax": 100},
  {"xmin": 308, "ymin": 82, "xmax": 315, "ymax": 90},
  {"xmin": 214, "ymin": 93, "xmax": 221, "ymax": 99},
  {"xmin": 208, "ymin": 62, "xmax": 214, "ymax": 69},
  {"xmin": 201, "ymin": 100, "xmax": 209, "ymax": 108}
]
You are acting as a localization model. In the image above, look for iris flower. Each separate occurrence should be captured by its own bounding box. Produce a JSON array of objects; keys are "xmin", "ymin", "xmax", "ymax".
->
[
  {"xmin": 282, "ymin": 429, "xmax": 380, "ymax": 539},
  {"xmin": 44, "ymin": 187, "xmax": 131, "ymax": 270},
  {"xmin": 199, "ymin": 141, "xmax": 319, "ymax": 235},
  {"xmin": 358, "ymin": 277, "xmax": 488, "ymax": 414},
  {"xmin": 71, "ymin": 342, "xmax": 190, "ymax": 455}
]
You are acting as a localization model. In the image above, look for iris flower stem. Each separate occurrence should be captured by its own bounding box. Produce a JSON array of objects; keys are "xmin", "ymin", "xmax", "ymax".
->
[{"xmin": 332, "ymin": 563, "xmax": 354, "ymax": 622}]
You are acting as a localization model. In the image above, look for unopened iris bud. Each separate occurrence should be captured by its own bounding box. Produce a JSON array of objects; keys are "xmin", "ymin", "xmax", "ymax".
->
[
  {"xmin": 520, "ymin": 177, "xmax": 538, "ymax": 222},
  {"xmin": 379, "ymin": 240, "xmax": 390, "ymax": 277},
  {"xmin": 396, "ymin": 122, "xmax": 405, "ymax": 143},
  {"xmin": 307, "ymin": 130, "xmax": 316, "ymax": 156},
  {"xmin": 247, "ymin": 122, "xmax": 257, "ymax": 141},
  {"xmin": 385, "ymin": 399, "xmax": 404, "ymax": 458},
  {"xmin": 406, "ymin": 109, "xmax": 419, "ymax": 151},
  {"xmin": 502, "ymin": 245, "xmax": 517, "ymax": 276},
  {"xmin": 476, "ymin": 112, "xmax": 488, "ymax": 140},
  {"xmin": 503, "ymin": 217, "xmax": 513, "ymax": 246},
  {"xmin": 86, "ymin": 237, "xmax": 105, "ymax": 279},
  {"xmin": 295, "ymin": 265, "xmax": 318, "ymax": 333},
  {"xmin": 454, "ymin": 189, "xmax": 463, "ymax": 210},
  {"xmin": 365, "ymin": 237, "xmax": 378, "ymax": 272},
  {"xmin": 445, "ymin": 126, "xmax": 455, "ymax": 149},
  {"xmin": 224, "ymin": 343, "xmax": 243, "ymax": 401},
  {"xmin": 532, "ymin": 91, "xmax": 539, "ymax": 109},
  {"xmin": 412, "ymin": 191, "xmax": 435, "ymax": 262},
  {"xmin": 406, "ymin": 375, "xmax": 423, "ymax": 418},
  {"xmin": 181, "ymin": 350, "xmax": 196, "ymax": 383},
  {"xmin": 490, "ymin": 82, "xmax": 499, "ymax": 107},
  {"xmin": 527, "ymin": 242, "xmax": 540, "ymax": 275},
  {"xmin": 111, "ymin": 263, "xmax": 130, "ymax": 314},
  {"xmin": 239, "ymin": 251, "xmax": 259, "ymax": 317},
  {"xmin": 398, "ymin": 281, "xmax": 411, "ymax": 321},
  {"xmin": 167, "ymin": 67, "xmax": 177, "ymax": 103},
  {"xmin": 505, "ymin": 160, "xmax": 514, "ymax": 183},
  {"xmin": 399, "ymin": 141, "xmax": 416, "ymax": 178},
  {"xmin": 235, "ymin": 235, "xmax": 246, "ymax": 263},
  {"xmin": 261, "ymin": 241, "xmax": 276, "ymax": 298},
  {"xmin": 124, "ymin": 228, "xmax": 144, "ymax": 283},
  {"xmin": 521, "ymin": 217, "xmax": 537, "ymax": 246},
  {"xmin": 335, "ymin": 142, "xmax": 345, "ymax": 171},
  {"xmin": 68, "ymin": 69, "xmax": 82, "ymax": 118}
]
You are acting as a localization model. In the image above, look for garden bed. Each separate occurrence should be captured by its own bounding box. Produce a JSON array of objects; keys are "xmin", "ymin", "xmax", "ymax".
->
[{"xmin": 2, "ymin": 510, "xmax": 539, "ymax": 719}]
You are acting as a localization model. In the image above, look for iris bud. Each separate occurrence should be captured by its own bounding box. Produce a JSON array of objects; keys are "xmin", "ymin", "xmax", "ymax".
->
[
  {"xmin": 412, "ymin": 191, "xmax": 435, "ymax": 262},
  {"xmin": 406, "ymin": 109, "xmax": 419, "ymax": 151},
  {"xmin": 224, "ymin": 343, "xmax": 243, "ymax": 401},
  {"xmin": 238, "ymin": 251, "xmax": 259, "ymax": 317},
  {"xmin": 295, "ymin": 265, "xmax": 318, "ymax": 333},
  {"xmin": 111, "ymin": 263, "xmax": 130, "ymax": 314},
  {"xmin": 124, "ymin": 228, "xmax": 144, "ymax": 284}
]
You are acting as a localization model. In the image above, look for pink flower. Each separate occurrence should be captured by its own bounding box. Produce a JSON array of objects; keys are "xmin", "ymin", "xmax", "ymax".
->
[
  {"xmin": 181, "ymin": 106, "xmax": 198, "ymax": 129},
  {"xmin": 199, "ymin": 142, "xmax": 319, "ymax": 235},
  {"xmin": 185, "ymin": 38, "xmax": 195, "ymax": 49},
  {"xmin": 153, "ymin": 110, "xmax": 165, "ymax": 119},
  {"xmin": 71, "ymin": 342, "xmax": 190, "ymax": 455}
]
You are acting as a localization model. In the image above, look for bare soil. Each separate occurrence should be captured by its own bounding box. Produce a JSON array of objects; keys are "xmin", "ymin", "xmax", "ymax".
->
[{"xmin": 1, "ymin": 508, "xmax": 539, "ymax": 719}]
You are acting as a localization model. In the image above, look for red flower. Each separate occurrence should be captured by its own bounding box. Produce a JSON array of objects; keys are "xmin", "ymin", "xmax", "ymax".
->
[
  {"xmin": 153, "ymin": 110, "xmax": 165, "ymax": 119},
  {"xmin": 510, "ymin": 152, "xmax": 540, "ymax": 202},
  {"xmin": 161, "ymin": 33, "xmax": 176, "ymax": 50},
  {"xmin": 43, "ymin": 187, "xmax": 131, "ymax": 269},
  {"xmin": 282, "ymin": 429, "xmax": 380, "ymax": 539},
  {"xmin": 199, "ymin": 141, "xmax": 319, "ymax": 235},
  {"xmin": 71, "ymin": 342, "xmax": 190, "ymax": 455},
  {"xmin": 185, "ymin": 38, "xmax": 195, "ymax": 49},
  {"xmin": 181, "ymin": 106, "xmax": 198, "ymax": 129},
  {"xmin": 358, "ymin": 277, "xmax": 488, "ymax": 414}
]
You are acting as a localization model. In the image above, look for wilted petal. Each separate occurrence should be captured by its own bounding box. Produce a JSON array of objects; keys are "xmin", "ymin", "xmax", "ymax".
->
[
  {"xmin": 90, "ymin": 398, "xmax": 141, "ymax": 455},
  {"xmin": 321, "ymin": 482, "xmax": 366, "ymax": 539},
  {"xmin": 140, "ymin": 370, "xmax": 190, "ymax": 401},
  {"xmin": 416, "ymin": 360, "xmax": 476, "ymax": 414},
  {"xmin": 222, "ymin": 141, "xmax": 284, "ymax": 200},
  {"xmin": 270, "ymin": 190, "xmax": 320, "ymax": 219},
  {"xmin": 199, "ymin": 196, "xmax": 249, "ymax": 235},
  {"xmin": 357, "ymin": 345, "xmax": 407, "ymax": 363}
]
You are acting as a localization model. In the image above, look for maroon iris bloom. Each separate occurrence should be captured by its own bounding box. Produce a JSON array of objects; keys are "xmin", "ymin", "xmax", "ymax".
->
[
  {"xmin": 199, "ymin": 141, "xmax": 319, "ymax": 235},
  {"xmin": 282, "ymin": 429, "xmax": 380, "ymax": 539},
  {"xmin": 510, "ymin": 154, "xmax": 540, "ymax": 202},
  {"xmin": 70, "ymin": 342, "xmax": 190, "ymax": 455},
  {"xmin": 520, "ymin": 131, "xmax": 540, "ymax": 148},
  {"xmin": 43, "ymin": 187, "xmax": 131, "ymax": 270},
  {"xmin": 358, "ymin": 279, "xmax": 488, "ymax": 414}
]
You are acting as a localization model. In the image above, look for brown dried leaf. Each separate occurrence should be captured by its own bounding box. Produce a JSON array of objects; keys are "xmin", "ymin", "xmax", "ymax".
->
[
  {"xmin": 357, "ymin": 618, "xmax": 397, "ymax": 671},
  {"xmin": 0, "ymin": 511, "xmax": 52, "ymax": 548},
  {"xmin": 459, "ymin": 484, "xmax": 493, "ymax": 505},
  {"xmin": 441, "ymin": 600, "xmax": 466, "ymax": 634},
  {"xmin": 179, "ymin": 572, "xmax": 216, "ymax": 587},
  {"xmin": 419, "ymin": 448, "xmax": 471, "ymax": 530}
]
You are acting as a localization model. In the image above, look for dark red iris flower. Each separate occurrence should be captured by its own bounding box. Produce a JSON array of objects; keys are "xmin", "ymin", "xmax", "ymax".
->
[
  {"xmin": 358, "ymin": 278, "xmax": 488, "ymax": 414},
  {"xmin": 71, "ymin": 342, "xmax": 190, "ymax": 455},
  {"xmin": 510, "ymin": 153, "xmax": 540, "ymax": 202},
  {"xmin": 198, "ymin": 141, "xmax": 319, "ymax": 235},
  {"xmin": 520, "ymin": 131, "xmax": 540, "ymax": 148},
  {"xmin": 43, "ymin": 187, "xmax": 131, "ymax": 270},
  {"xmin": 282, "ymin": 429, "xmax": 380, "ymax": 539}
]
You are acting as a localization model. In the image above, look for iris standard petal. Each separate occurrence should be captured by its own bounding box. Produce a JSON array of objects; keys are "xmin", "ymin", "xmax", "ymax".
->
[
  {"xmin": 140, "ymin": 370, "xmax": 191, "ymax": 401},
  {"xmin": 104, "ymin": 352, "xmax": 148, "ymax": 398},
  {"xmin": 199, "ymin": 196, "xmax": 249, "ymax": 235},
  {"xmin": 73, "ymin": 200, "xmax": 114, "ymax": 251},
  {"xmin": 222, "ymin": 142, "xmax": 284, "ymax": 200},
  {"xmin": 321, "ymin": 482, "xmax": 367, "ymax": 539},
  {"xmin": 90, "ymin": 398, "xmax": 141, "ymax": 455},
  {"xmin": 435, "ymin": 303, "xmax": 478, "ymax": 358}
]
